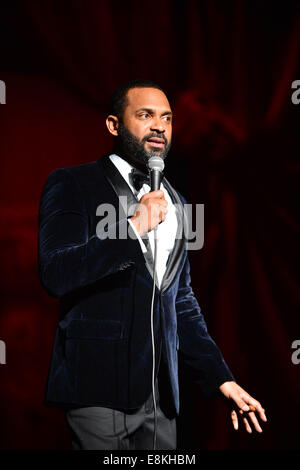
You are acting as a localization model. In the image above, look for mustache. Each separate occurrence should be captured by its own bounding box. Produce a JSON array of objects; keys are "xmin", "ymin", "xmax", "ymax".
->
[{"xmin": 141, "ymin": 133, "xmax": 168, "ymax": 145}]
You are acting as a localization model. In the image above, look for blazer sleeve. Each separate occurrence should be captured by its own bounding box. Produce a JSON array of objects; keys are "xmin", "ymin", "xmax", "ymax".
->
[
  {"xmin": 176, "ymin": 254, "xmax": 235, "ymax": 398},
  {"xmin": 38, "ymin": 168, "xmax": 145, "ymax": 298}
]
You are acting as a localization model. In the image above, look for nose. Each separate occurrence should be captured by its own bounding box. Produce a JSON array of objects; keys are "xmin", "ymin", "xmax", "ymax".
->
[{"xmin": 150, "ymin": 116, "xmax": 165, "ymax": 133}]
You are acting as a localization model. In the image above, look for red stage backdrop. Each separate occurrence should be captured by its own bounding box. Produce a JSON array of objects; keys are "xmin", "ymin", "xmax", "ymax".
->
[{"xmin": 0, "ymin": 1, "xmax": 299, "ymax": 450}]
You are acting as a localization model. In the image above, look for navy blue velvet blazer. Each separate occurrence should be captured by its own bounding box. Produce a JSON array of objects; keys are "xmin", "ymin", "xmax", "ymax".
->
[{"xmin": 38, "ymin": 154, "xmax": 234, "ymax": 414}]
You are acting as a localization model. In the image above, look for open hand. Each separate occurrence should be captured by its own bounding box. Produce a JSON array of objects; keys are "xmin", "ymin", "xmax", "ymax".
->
[{"xmin": 219, "ymin": 381, "xmax": 267, "ymax": 433}]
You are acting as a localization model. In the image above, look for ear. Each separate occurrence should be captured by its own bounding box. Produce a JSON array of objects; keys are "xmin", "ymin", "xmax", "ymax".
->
[{"xmin": 106, "ymin": 115, "xmax": 120, "ymax": 137}]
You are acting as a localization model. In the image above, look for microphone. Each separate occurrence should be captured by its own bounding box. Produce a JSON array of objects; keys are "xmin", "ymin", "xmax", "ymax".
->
[{"xmin": 147, "ymin": 156, "xmax": 165, "ymax": 191}]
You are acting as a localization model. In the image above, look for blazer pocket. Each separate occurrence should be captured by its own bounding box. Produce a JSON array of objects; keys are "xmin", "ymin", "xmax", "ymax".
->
[{"xmin": 66, "ymin": 319, "xmax": 125, "ymax": 340}]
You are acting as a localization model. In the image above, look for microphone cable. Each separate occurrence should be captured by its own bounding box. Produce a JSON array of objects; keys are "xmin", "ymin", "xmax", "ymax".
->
[
  {"xmin": 147, "ymin": 155, "xmax": 165, "ymax": 450},
  {"xmin": 150, "ymin": 225, "xmax": 158, "ymax": 450}
]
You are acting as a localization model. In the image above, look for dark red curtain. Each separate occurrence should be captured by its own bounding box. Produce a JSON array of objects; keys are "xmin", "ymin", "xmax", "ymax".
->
[{"xmin": 0, "ymin": 0, "xmax": 299, "ymax": 450}]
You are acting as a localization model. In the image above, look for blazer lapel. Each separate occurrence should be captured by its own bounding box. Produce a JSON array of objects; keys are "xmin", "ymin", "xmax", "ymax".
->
[
  {"xmin": 97, "ymin": 154, "xmax": 157, "ymax": 285},
  {"xmin": 160, "ymin": 177, "xmax": 187, "ymax": 293}
]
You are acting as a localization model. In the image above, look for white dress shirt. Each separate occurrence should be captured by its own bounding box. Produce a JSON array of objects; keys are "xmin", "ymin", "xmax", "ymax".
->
[{"xmin": 109, "ymin": 154, "xmax": 178, "ymax": 288}]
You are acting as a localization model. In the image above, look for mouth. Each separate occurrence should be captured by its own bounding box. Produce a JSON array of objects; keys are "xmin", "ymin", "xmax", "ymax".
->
[{"xmin": 146, "ymin": 137, "xmax": 165, "ymax": 149}]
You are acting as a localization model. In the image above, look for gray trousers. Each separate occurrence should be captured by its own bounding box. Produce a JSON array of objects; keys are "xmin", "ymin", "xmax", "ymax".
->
[{"xmin": 64, "ymin": 379, "xmax": 177, "ymax": 450}]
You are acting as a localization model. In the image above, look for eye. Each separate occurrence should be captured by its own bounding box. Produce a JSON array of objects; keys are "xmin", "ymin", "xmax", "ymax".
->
[
  {"xmin": 139, "ymin": 113, "xmax": 150, "ymax": 119},
  {"xmin": 162, "ymin": 115, "xmax": 172, "ymax": 122}
]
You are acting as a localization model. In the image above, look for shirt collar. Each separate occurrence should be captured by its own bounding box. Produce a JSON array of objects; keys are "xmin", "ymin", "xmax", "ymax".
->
[{"xmin": 109, "ymin": 153, "xmax": 150, "ymax": 194}]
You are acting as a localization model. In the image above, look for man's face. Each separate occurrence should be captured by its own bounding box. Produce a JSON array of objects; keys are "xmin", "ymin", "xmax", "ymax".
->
[{"xmin": 116, "ymin": 87, "xmax": 173, "ymax": 168}]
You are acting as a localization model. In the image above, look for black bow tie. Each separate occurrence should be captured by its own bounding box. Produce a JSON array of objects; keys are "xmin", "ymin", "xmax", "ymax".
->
[{"xmin": 129, "ymin": 168, "xmax": 151, "ymax": 192}]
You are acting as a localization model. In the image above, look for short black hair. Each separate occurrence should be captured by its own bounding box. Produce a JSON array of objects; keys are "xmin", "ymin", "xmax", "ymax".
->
[{"xmin": 108, "ymin": 79, "xmax": 165, "ymax": 119}]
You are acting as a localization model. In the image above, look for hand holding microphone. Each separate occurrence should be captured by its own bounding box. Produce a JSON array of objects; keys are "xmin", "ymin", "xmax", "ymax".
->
[{"xmin": 130, "ymin": 156, "xmax": 167, "ymax": 236}]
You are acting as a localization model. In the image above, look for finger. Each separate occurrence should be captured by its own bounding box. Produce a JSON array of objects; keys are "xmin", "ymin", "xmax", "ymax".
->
[
  {"xmin": 239, "ymin": 407, "xmax": 264, "ymax": 433},
  {"xmin": 249, "ymin": 405, "xmax": 267, "ymax": 422},
  {"xmin": 146, "ymin": 190, "xmax": 164, "ymax": 199},
  {"xmin": 242, "ymin": 415, "xmax": 252, "ymax": 434},
  {"xmin": 233, "ymin": 395, "xmax": 251, "ymax": 413},
  {"xmin": 241, "ymin": 395, "xmax": 267, "ymax": 422},
  {"xmin": 231, "ymin": 410, "xmax": 238, "ymax": 430},
  {"xmin": 154, "ymin": 190, "xmax": 164, "ymax": 198},
  {"xmin": 247, "ymin": 412, "xmax": 263, "ymax": 433},
  {"xmin": 161, "ymin": 209, "xmax": 167, "ymax": 220}
]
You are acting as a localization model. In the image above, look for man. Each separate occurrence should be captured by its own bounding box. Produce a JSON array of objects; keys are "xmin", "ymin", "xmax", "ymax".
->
[{"xmin": 38, "ymin": 79, "xmax": 266, "ymax": 450}]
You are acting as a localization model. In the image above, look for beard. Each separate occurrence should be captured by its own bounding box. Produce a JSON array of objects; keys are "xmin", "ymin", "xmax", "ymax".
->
[{"xmin": 115, "ymin": 121, "xmax": 172, "ymax": 168}]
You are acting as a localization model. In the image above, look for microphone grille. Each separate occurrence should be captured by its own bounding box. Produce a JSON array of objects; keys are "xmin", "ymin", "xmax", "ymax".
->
[{"xmin": 147, "ymin": 156, "xmax": 165, "ymax": 172}]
